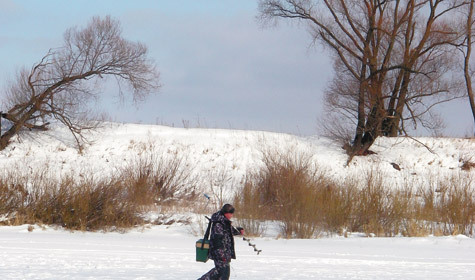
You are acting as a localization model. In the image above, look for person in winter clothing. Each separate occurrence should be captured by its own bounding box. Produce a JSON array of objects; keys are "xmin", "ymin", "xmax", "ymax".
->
[{"xmin": 198, "ymin": 204, "xmax": 244, "ymax": 280}]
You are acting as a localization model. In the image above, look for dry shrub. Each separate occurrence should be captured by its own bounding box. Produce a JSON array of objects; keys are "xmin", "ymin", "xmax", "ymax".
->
[
  {"xmin": 411, "ymin": 174, "xmax": 475, "ymax": 236},
  {"xmin": 119, "ymin": 149, "xmax": 197, "ymax": 207},
  {"xmin": 235, "ymin": 149, "xmax": 328, "ymax": 238},
  {"xmin": 434, "ymin": 174, "xmax": 475, "ymax": 235},
  {"xmin": 315, "ymin": 181, "xmax": 354, "ymax": 235},
  {"xmin": 348, "ymin": 171, "xmax": 387, "ymax": 235},
  {"xmin": 234, "ymin": 148, "xmax": 475, "ymax": 238},
  {"xmin": 260, "ymin": 150, "xmax": 325, "ymax": 238},
  {"xmin": 233, "ymin": 180, "xmax": 266, "ymax": 237},
  {"xmin": 235, "ymin": 151, "xmax": 393, "ymax": 238},
  {"xmin": 0, "ymin": 176, "xmax": 27, "ymax": 215},
  {"xmin": 0, "ymin": 148, "xmax": 197, "ymax": 231},
  {"xmin": 0, "ymin": 174, "xmax": 142, "ymax": 230},
  {"xmin": 347, "ymin": 170, "xmax": 415, "ymax": 236}
]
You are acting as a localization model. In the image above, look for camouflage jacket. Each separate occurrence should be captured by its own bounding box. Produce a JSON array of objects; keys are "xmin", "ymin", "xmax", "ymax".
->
[{"xmin": 208, "ymin": 211, "xmax": 240, "ymax": 262}]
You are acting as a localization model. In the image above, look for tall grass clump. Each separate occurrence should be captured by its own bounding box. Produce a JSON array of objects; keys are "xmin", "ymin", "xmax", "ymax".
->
[
  {"xmin": 0, "ymin": 145, "xmax": 197, "ymax": 231},
  {"xmin": 417, "ymin": 173, "xmax": 475, "ymax": 236},
  {"xmin": 119, "ymin": 143, "xmax": 197, "ymax": 207},
  {"xmin": 234, "ymin": 148, "xmax": 475, "ymax": 238},
  {"xmin": 235, "ymin": 149, "xmax": 335, "ymax": 238},
  {"xmin": 346, "ymin": 170, "xmax": 418, "ymax": 236}
]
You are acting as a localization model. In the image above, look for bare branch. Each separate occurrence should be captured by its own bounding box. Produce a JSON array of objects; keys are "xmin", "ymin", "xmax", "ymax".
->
[{"xmin": 0, "ymin": 16, "xmax": 160, "ymax": 151}]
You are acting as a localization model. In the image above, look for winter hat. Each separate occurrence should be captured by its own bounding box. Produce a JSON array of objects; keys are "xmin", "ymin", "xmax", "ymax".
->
[{"xmin": 221, "ymin": 204, "xmax": 235, "ymax": 214}]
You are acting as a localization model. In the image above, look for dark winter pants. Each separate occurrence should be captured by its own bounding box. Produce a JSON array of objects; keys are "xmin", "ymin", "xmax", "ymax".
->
[{"xmin": 198, "ymin": 259, "xmax": 230, "ymax": 280}]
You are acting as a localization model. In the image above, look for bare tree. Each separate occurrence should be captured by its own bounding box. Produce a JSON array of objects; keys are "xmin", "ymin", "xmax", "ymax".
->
[
  {"xmin": 259, "ymin": 0, "xmax": 468, "ymax": 160},
  {"xmin": 462, "ymin": 0, "xmax": 475, "ymax": 135},
  {"xmin": 0, "ymin": 16, "xmax": 160, "ymax": 151}
]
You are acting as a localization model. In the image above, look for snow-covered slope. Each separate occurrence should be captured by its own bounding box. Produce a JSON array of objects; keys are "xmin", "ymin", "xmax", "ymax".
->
[{"xmin": 1, "ymin": 122, "xmax": 473, "ymax": 191}]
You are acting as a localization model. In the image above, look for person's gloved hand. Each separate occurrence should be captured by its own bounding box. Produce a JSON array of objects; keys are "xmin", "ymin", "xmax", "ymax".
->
[{"xmin": 236, "ymin": 227, "xmax": 245, "ymax": 235}]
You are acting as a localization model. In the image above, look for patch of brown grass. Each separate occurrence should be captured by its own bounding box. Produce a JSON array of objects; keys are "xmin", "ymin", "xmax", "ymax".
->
[
  {"xmin": 234, "ymin": 149, "xmax": 475, "ymax": 238},
  {"xmin": 0, "ymin": 150, "xmax": 197, "ymax": 231}
]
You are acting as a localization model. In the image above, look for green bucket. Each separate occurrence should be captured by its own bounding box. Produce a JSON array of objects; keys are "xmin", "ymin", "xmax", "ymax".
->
[{"xmin": 196, "ymin": 239, "xmax": 210, "ymax": 263}]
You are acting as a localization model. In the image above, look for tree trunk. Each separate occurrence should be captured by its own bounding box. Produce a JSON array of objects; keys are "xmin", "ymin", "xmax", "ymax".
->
[
  {"xmin": 465, "ymin": 0, "xmax": 475, "ymax": 135},
  {"xmin": 382, "ymin": 69, "xmax": 406, "ymax": 136},
  {"xmin": 0, "ymin": 111, "xmax": 36, "ymax": 151},
  {"xmin": 349, "ymin": 98, "xmax": 384, "ymax": 163}
]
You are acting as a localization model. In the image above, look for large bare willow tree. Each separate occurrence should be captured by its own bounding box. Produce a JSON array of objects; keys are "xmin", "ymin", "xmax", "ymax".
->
[
  {"xmin": 0, "ymin": 16, "xmax": 160, "ymax": 151},
  {"xmin": 259, "ymin": 0, "xmax": 469, "ymax": 160}
]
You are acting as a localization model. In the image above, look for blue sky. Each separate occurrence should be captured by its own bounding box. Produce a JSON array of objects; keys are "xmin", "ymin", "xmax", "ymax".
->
[{"xmin": 1, "ymin": 0, "xmax": 473, "ymax": 136}]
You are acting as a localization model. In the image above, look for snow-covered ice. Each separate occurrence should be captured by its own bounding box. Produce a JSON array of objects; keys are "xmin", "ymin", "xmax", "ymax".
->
[{"xmin": 0, "ymin": 224, "xmax": 474, "ymax": 279}]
